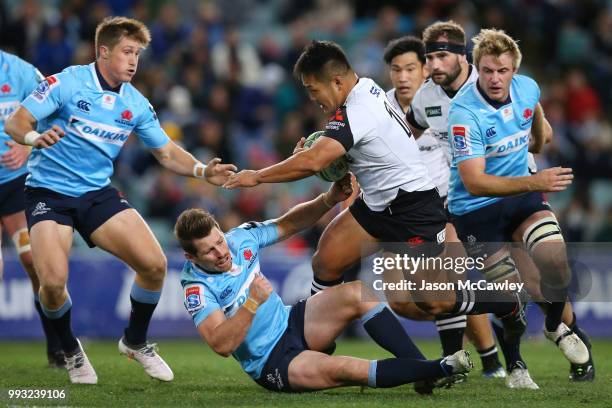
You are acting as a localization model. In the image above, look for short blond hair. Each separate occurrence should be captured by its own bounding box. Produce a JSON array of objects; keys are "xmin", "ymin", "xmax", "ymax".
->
[
  {"xmin": 472, "ymin": 28, "xmax": 522, "ymax": 69},
  {"xmin": 95, "ymin": 16, "xmax": 151, "ymax": 58}
]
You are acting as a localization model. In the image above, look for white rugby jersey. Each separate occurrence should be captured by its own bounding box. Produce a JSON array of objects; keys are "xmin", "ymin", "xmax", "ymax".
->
[
  {"xmin": 323, "ymin": 77, "xmax": 433, "ymax": 211},
  {"xmin": 407, "ymin": 65, "xmax": 479, "ymax": 163},
  {"xmin": 386, "ymin": 88, "xmax": 450, "ymax": 197}
]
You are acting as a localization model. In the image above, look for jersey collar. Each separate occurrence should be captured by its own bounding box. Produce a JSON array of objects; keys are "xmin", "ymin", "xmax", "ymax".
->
[{"xmin": 89, "ymin": 62, "xmax": 125, "ymax": 96}]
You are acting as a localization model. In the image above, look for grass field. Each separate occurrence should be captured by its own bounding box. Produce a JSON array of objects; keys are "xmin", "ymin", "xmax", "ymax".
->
[{"xmin": 1, "ymin": 338, "xmax": 610, "ymax": 407}]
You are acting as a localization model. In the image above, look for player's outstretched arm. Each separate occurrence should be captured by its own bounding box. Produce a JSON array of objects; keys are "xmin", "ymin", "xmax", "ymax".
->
[
  {"xmin": 5, "ymin": 107, "xmax": 65, "ymax": 148},
  {"xmin": 151, "ymin": 141, "xmax": 237, "ymax": 185},
  {"xmin": 197, "ymin": 274, "xmax": 272, "ymax": 357},
  {"xmin": 272, "ymin": 173, "xmax": 353, "ymax": 241},
  {"xmin": 459, "ymin": 157, "xmax": 573, "ymax": 196},
  {"xmin": 529, "ymin": 103, "xmax": 553, "ymax": 153},
  {"xmin": 223, "ymin": 136, "xmax": 345, "ymax": 188}
]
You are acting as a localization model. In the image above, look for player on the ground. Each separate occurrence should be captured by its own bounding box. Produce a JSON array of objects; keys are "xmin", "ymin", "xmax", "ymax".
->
[
  {"xmin": 5, "ymin": 17, "xmax": 236, "ymax": 385},
  {"xmin": 0, "ymin": 49, "xmax": 65, "ymax": 368},
  {"xmin": 383, "ymin": 35, "xmax": 505, "ymax": 379},
  {"xmin": 224, "ymin": 41, "xmax": 530, "ymax": 376},
  {"xmin": 447, "ymin": 28, "xmax": 590, "ymax": 387},
  {"xmin": 176, "ymin": 179, "xmax": 474, "ymax": 393}
]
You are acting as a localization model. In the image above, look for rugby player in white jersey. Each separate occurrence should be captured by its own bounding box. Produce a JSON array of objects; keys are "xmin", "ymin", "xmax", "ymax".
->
[{"xmin": 383, "ymin": 35, "xmax": 505, "ymax": 379}]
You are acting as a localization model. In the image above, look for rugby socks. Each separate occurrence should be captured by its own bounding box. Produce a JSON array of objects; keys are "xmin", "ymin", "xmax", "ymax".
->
[
  {"xmin": 362, "ymin": 303, "xmax": 425, "ymax": 359},
  {"xmin": 451, "ymin": 287, "xmax": 517, "ymax": 316},
  {"xmin": 367, "ymin": 358, "xmax": 448, "ymax": 388},
  {"xmin": 478, "ymin": 344, "xmax": 502, "ymax": 372},
  {"xmin": 124, "ymin": 283, "xmax": 161, "ymax": 346},
  {"xmin": 435, "ymin": 315, "xmax": 467, "ymax": 356},
  {"xmin": 40, "ymin": 295, "xmax": 79, "ymax": 354},
  {"xmin": 310, "ymin": 275, "xmax": 344, "ymax": 296},
  {"xmin": 491, "ymin": 318, "xmax": 526, "ymax": 371},
  {"xmin": 34, "ymin": 294, "xmax": 62, "ymax": 353}
]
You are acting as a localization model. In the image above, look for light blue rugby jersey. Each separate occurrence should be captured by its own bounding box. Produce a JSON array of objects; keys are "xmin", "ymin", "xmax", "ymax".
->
[
  {"xmin": 447, "ymin": 74, "xmax": 540, "ymax": 215},
  {"xmin": 180, "ymin": 220, "xmax": 290, "ymax": 380},
  {"xmin": 0, "ymin": 51, "xmax": 43, "ymax": 184},
  {"xmin": 21, "ymin": 63, "xmax": 170, "ymax": 197}
]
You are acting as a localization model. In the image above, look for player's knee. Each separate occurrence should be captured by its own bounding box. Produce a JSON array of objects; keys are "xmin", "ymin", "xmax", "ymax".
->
[
  {"xmin": 414, "ymin": 300, "xmax": 447, "ymax": 316},
  {"xmin": 482, "ymin": 255, "xmax": 519, "ymax": 283},
  {"xmin": 388, "ymin": 300, "xmax": 432, "ymax": 320},
  {"xmin": 40, "ymin": 280, "xmax": 66, "ymax": 301},
  {"xmin": 312, "ymin": 249, "xmax": 342, "ymax": 282},
  {"xmin": 138, "ymin": 253, "xmax": 168, "ymax": 284}
]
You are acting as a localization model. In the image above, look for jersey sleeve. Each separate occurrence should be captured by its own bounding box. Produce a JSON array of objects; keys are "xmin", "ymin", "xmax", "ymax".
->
[
  {"xmin": 21, "ymin": 72, "xmax": 71, "ymax": 122},
  {"xmin": 183, "ymin": 282, "xmax": 221, "ymax": 328},
  {"xmin": 134, "ymin": 102, "xmax": 170, "ymax": 149},
  {"xmin": 238, "ymin": 220, "xmax": 280, "ymax": 248},
  {"xmin": 448, "ymin": 105, "xmax": 485, "ymax": 163},
  {"xmin": 407, "ymin": 87, "xmax": 430, "ymax": 130},
  {"xmin": 19, "ymin": 63, "xmax": 44, "ymax": 98},
  {"xmin": 324, "ymin": 104, "xmax": 373, "ymax": 151}
]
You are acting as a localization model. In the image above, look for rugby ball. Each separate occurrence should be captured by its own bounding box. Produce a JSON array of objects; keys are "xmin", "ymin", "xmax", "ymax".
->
[{"xmin": 303, "ymin": 131, "xmax": 349, "ymax": 182}]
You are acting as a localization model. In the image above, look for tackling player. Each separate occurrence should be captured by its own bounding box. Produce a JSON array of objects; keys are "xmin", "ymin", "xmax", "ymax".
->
[
  {"xmin": 0, "ymin": 49, "xmax": 64, "ymax": 368},
  {"xmin": 177, "ymin": 178, "xmax": 473, "ymax": 393},
  {"xmin": 5, "ymin": 17, "xmax": 236, "ymax": 384},
  {"xmin": 383, "ymin": 35, "xmax": 505, "ymax": 379},
  {"xmin": 447, "ymin": 28, "xmax": 591, "ymax": 387}
]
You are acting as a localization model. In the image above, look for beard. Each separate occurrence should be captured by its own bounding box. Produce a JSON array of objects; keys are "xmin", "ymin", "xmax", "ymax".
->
[{"xmin": 432, "ymin": 60, "xmax": 462, "ymax": 88}]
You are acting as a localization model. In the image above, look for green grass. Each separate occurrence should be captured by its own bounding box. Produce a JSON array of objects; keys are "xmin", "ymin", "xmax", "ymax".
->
[{"xmin": 0, "ymin": 339, "xmax": 610, "ymax": 407}]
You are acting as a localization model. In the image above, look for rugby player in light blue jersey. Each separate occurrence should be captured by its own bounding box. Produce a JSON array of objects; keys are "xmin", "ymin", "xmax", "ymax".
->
[
  {"xmin": 0, "ymin": 49, "xmax": 66, "ymax": 368},
  {"xmin": 448, "ymin": 29, "xmax": 592, "ymax": 386},
  {"xmin": 5, "ymin": 17, "xmax": 236, "ymax": 385},
  {"xmin": 176, "ymin": 176, "xmax": 473, "ymax": 393}
]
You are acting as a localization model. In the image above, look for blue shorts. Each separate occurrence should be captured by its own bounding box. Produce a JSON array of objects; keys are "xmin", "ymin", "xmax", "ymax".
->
[
  {"xmin": 255, "ymin": 299, "xmax": 308, "ymax": 393},
  {"xmin": 24, "ymin": 185, "xmax": 132, "ymax": 248},
  {"xmin": 450, "ymin": 192, "xmax": 551, "ymax": 257},
  {"xmin": 0, "ymin": 174, "xmax": 27, "ymax": 217}
]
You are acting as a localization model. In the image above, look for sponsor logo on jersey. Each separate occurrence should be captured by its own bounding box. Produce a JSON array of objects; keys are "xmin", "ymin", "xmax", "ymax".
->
[
  {"xmin": 425, "ymin": 106, "xmax": 442, "ymax": 117},
  {"xmin": 407, "ymin": 236, "xmax": 424, "ymax": 247},
  {"xmin": 101, "ymin": 93, "xmax": 116, "ymax": 110},
  {"xmin": 243, "ymin": 249, "xmax": 253, "ymax": 261},
  {"xmin": 0, "ymin": 101, "xmax": 20, "ymax": 120},
  {"xmin": 184, "ymin": 284, "xmax": 206, "ymax": 314},
  {"xmin": 31, "ymin": 202, "xmax": 51, "ymax": 216},
  {"xmin": 1, "ymin": 83, "xmax": 11, "ymax": 94},
  {"xmin": 76, "ymin": 100, "xmax": 91, "ymax": 112},
  {"xmin": 326, "ymin": 109, "xmax": 347, "ymax": 131},
  {"xmin": 437, "ymin": 229, "xmax": 446, "ymax": 244},
  {"xmin": 520, "ymin": 108, "xmax": 534, "ymax": 127},
  {"xmin": 69, "ymin": 115, "xmax": 130, "ymax": 146},
  {"xmin": 486, "ymin": 131, "xmax": 529, "ymax": 157},
  {"xmin": 501, "ymin": 106, "xmax": 514, "ymax": 122},
  {"xmin": 486, "ymin": 126, "xmax": 497, "ymax": 138},
  {"xmin": 451, "ymin": 125, "xmax": 469, "ymax": 155},
  {"xmin": 31, "ymin": 75, "xmax": 59, "ymax": 102},
  {"xmin": 220, "ymin": 286, "xmax": 233, "ymax": 300},
  {"xmin": 369, "ymin": 85, "xmax": 381, "ymax": 97}
]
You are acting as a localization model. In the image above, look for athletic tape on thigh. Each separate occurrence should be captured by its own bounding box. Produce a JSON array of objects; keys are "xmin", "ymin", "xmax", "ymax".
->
[
  {"xmin": 12, "ymin": 228, "xmax": 31, "ymax": 255},
  {"xmin": 522, "ymin": 215, "xmax": 563, "ymax": 254},
  {"xmin": 481, "ymin": 255, "xmax": 519, "ymax": 282}
]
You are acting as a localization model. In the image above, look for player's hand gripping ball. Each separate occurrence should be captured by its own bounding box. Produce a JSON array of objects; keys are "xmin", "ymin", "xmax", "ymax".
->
[{"xmin": 303, "ymin": 131, "xmax": 349, "ymax": 182}]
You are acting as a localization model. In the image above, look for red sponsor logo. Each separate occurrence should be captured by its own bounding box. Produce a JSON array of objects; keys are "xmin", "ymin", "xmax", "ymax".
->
[
  {"xmin": 46, "ymin": 76, "xmax": 57, "ymax": 85},
  {"xmin": 452, "ymin": 125, "xmax": 466, "ymax": 137},
  {"xmin": 523, "ymin": 108, "xmax": 533, "ymax": 120},
  {"xmin": 1, "ymin": 84, "xmax": 10, "ymax": 93},
  {"xmin": 186, "ymin": 286, "xmax": 200, "ymax": 297},
  {"xmin": 407, "ymin": 236, "xmax": 425, "ymax": 246},
  {"xmin": 330, "ymin": 109, "xmax": 343, "ymax": 122},
  {"xmin": 121, "ymin": 110, "xmax": 133, "ymax": 121},
  {"xmin": 243, "ymin": 249, "xmax": 253, "ymax": 261}
]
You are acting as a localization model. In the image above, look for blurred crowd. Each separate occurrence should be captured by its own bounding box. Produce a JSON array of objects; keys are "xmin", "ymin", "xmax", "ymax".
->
[{"xmin": 0, "ymin": 0, "xmax": 611, "ymax": 247}]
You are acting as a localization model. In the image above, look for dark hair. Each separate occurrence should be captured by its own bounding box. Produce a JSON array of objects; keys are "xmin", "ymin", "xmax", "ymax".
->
[
  {"xmin": 293, "ymin": 40, "xmax": 352, "ymax": 81},
  {"xmin": 174, "ymin": 208, "xmax": 219, "ymax": 255},
  {"xmin": 383, "ymin": 36, "xmax": 425, "ymax": 66},
  {"xmin": 422, "ymin": 20, "xmax": 466, "ymax": 46}
]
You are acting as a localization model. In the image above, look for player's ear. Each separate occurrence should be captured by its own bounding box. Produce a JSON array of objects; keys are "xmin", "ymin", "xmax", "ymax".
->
[
  {"xmin": 184, "ymin": 251, "xmax": 196, "ymax": 262},
  {"xmin": 332, "ymin": 75, "xmax": 342, "ymax": 91},
  {"xmin": 99, "ymin": 45, "xmax": 110, "ymax": 60}
]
